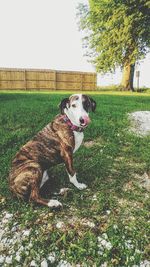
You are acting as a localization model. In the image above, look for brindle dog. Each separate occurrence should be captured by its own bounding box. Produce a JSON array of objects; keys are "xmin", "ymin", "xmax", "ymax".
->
[{"xmin": 9, "ymin": 94, "xmax": 96, "ymax": 208}]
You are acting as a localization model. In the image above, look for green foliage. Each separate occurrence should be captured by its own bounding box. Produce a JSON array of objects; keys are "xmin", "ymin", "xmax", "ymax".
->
[{"xmin": 78, "ymin": 0, "xmax": 150, "ymax": 73}]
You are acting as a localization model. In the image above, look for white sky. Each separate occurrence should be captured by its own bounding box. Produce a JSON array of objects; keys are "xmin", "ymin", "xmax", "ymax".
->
[{"xmin": 0, "ymin": 0, "xmax": 149, "ymax": 87}]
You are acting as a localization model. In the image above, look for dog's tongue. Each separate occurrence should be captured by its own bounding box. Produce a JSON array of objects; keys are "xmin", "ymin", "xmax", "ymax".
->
[{"xmin": 83, "ymin": 115, "xmax": 90, "ymax": 125}]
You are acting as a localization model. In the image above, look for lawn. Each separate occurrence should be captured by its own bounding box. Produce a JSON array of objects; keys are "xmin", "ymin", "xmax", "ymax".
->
[{"xmin": 0, "ymin": 92, "xmax": 150, "ymax": 267}]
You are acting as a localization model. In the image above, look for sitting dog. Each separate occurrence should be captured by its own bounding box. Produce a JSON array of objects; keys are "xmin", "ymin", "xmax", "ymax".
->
[{"xmin": 9, "ymin": 94, "xmax": 96, "ymax": 208}]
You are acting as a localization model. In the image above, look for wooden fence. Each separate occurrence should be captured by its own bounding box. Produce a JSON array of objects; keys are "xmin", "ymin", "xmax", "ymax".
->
[{"xmin": 0, "ymin": 68, "xmax": 97, "ymax": 91}]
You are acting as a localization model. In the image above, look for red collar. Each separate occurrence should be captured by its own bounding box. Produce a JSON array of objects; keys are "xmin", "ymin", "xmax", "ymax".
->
[{"xmin": 60, "ymin": 114, "xmax": 85, "ymax": 132}]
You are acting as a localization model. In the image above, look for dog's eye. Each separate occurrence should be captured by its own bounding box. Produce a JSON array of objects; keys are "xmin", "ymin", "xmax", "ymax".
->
[{"xmin": 72, "ymin": 104, "xmax": 76, "ymax": 108}]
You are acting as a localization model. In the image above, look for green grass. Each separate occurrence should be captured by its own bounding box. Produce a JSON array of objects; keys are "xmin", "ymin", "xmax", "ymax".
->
[
  {"xmin": 0, "ymin": 92, "xmax": 150, "ymax": 266},
  {"xmin": 97, "ymin": 85, "xmax": 150, "ymax": 94}
]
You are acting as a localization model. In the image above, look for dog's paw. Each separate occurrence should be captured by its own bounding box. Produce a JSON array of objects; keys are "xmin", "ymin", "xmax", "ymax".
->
[
  {"xmin": 76, "ymin": 183, "xmax": 87, "ymax": 190},
  {"xmin": 47, "ymin": 199, "xmax": 62, "ymax": 208}
]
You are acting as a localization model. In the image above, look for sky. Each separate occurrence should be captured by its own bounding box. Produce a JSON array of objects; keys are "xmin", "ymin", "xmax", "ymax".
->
[{"xmin": 0, "ymin": 0, "xmax": 149, "ymax": 87}]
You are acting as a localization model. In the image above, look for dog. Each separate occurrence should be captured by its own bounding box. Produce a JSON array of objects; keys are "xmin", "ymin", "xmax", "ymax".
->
[{"xmin": 9, "ymin": 94, "xmax": 96, "ymax": 208}]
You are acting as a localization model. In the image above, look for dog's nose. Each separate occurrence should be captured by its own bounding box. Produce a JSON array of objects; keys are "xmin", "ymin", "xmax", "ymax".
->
[{"xmin": 79, "ymin": 117, "xmax": 85, "ymax": 124}]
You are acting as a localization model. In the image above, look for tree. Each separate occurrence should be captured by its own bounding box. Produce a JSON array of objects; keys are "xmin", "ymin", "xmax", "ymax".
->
[{"xmin": 78, "ymin": 0, "xmax": 150, "ymax": 91}]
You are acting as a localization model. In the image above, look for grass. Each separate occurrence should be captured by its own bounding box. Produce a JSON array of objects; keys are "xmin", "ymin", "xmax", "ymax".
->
[
  {"xmin": 97, "ymin": 85, "xmax": 150, "ymax": 94},
  {"xmin": 0, "ymin": 91, "xmax": 150, "ymax": 266}
]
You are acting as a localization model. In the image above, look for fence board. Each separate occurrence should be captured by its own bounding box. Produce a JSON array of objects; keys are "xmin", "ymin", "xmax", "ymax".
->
[
  {"xmin": 56, "ymin": 82, "xmax": 81, "ymax": 90},
  {"xmin": 82, "ymin": 74, "xmax": 96, "ymax": 83},
  {"xmin": 26, "ymin": 81, "xmax": 55, "ymax": 90},
  {"xmin": 26, "ymin": 71, "xmax": 56, "ymax": 81},
  {"xmin": 0, "ymin": 81, "xmax": 25, "ymax": 89},
  {"xmin": 83, "ymin": 83, "xmax": 97, "ymax": 90},
  {"xmin": 0, "ymin": 68, "xmax": 97, "ymax": 90},
  {"xmin": 56, "ymin": 73, "xmax": 82, "ymax": 82},
  {"xmin": 0, "ymin": 70, "xmax": 25, "ymax": 81}
]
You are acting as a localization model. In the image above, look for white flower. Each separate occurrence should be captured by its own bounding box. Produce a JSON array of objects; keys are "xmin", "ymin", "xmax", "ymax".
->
[
  {"xmin": 5, "ymin": 213, "xmax": 13, "ymax": 219},
  {"xmin": 98, "ymin": 236, "xmax": 103, "ymax": 242},
  {"xmin": 28, "ymin": 242, "xmax": 33, "ymax": 248},
  {"xmin": 92, "ymin": 194, "xmax": 97, "ymax": 201},
  {"xmin": 15, "ymin": 255, "xmax": 21, "ymax": 262},
  {"xmin": 0, "ymin": 230, "xmax": 5, "ymax": 241},
  {"xmin": 30, "ymin": 260, "xmax": 37, "ymax": 266},
  {"xmin": 140, "ymin": 260, "xmax": 150, "ymax": 267},
  {"xmin": 101, "ymin": 262, "xmax": 107, "ymax": 267},
  {"xmin": 57, "ymin": 260, "xmax": 72, "ymax": 267},
  {"xmin": 41, "ymin": 258, "xmax": 48, "ymax": 267},
  {"xmin": 2, "ymin": 218, "xmax": 9, "ymax": 224},
  {"xmin": 48, "ymin": 252, "xmax": 56, "ymax": 263},
  {"xmin": 59, "ymin": 188, "xmax": 70, "ymax": 195},
  {"xmin": 56, "ymin": 221, "xmax": 65, "ymax": 229},
  {"xmin": 18, "ymin": 245, "xmax": 24, "ymax": 252},
  {"xmin": 0, "ymin": 255, "xmax": 5, "ymax": 264},
  {"xmin": 102, "ymin": 233, "xmax": 108, "ymax": 240},
  {"xmin": 105, "ymin": 241, "xmax": 112, "ymax": 250},
  {"xmin": 2, "ymin": 237, "xmax": 8, "ymax": 244},
  {"xmin": 101, "ymin": 240, "xmax": 108, "ymax": 247},
  {"xmin": 113, "ymin": 224, "xmax": 118, "ymax": 230},
  {"xmin": 11, "ymin": 226, "xmax": 18, "ymax": 232},
  {"xmin": 82, "ymin": 221, "xmax": 95, "ymax": 228},
  {"xmin": 99, "ymin": 238, "xmax": 112, "ymax": 250},
  {"xmin": 125, "ymin": 240, "xmax": 134, "ymax": 249},
  {"xmin": 106, "ymin": 210, "xmax": 111, "ymax": 215},
  {"xmin": 135, "ymin": 248, "xmax": 141, "ymax": 254},
  {"xmin": 23, "ymin": 229, "xmax": 30, "ymax": 236},
  {"xmin": 98, "ymin": 250, "xmax": 103, "ymax": 255},
  {"xmin": 5, "ymin": 256, "xmax": 12, "ymax": 264}
]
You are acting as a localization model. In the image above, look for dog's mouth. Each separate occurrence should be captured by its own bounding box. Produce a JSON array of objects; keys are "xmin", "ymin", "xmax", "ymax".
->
[
  {"xmin": 80, "ymin": 122, "xmax": 88, "ymax": 128},
  {"xmin": 79, "ymin": 116, "xmax": 91, "ymax": 128}
]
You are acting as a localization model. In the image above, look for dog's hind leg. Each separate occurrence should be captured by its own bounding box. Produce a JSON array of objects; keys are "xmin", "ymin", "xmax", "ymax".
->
[
  {"xmin": 30, "ymin": 181, "xmax": 62, "ymax": 208},
  {"xmin": 29, "ymin": 172, "xmax": 62, "ymax": 208}
]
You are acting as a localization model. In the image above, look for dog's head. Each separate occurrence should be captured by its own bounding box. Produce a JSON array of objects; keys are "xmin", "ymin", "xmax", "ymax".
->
[{"xmin": 59, "ymin": 94, "xmax": 96, "ymax": 128}]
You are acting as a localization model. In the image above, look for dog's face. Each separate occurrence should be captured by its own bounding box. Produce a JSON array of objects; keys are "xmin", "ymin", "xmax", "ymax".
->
[{"xmin": 59, "ymin": 94, "xmax": 96, "ymax": 128}]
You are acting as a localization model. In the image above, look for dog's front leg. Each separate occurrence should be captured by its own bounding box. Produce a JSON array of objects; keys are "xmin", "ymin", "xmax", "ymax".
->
[
  {"xmin": 62, "ymin": 146, "xmax": 87, "ymax": 190},
  {"xmin": 68, "ymin": 172, "xmax": 87, "ymax": 190}
]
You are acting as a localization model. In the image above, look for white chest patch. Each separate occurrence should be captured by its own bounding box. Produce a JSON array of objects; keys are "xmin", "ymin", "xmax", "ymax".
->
[{"xmin": 73, "ymin": 131, "xmax": 84, "ymax": 153}]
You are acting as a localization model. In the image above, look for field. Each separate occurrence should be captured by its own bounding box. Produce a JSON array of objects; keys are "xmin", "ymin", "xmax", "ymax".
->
[{"xmin": 0, "ymin": 91, "xmax": 150, "ymax": 267}]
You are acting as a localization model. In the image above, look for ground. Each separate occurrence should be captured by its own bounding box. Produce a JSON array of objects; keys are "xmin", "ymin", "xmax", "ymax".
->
[{"xmin": 0, "ymin": 91, "xmax": 150, "ymax": 267}]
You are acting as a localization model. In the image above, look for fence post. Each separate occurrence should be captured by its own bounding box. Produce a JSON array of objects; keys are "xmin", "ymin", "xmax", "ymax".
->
[
  {"xmin": 24, "ymin": 69, "xmax": 27, "ymax": 90},
  {"xmin": 81, "ymin": 74, "xmax": 83, "ymax": 91},
  {"xmin": 54, "ymin": 70, "xmax": 57, "ymax": 90}
]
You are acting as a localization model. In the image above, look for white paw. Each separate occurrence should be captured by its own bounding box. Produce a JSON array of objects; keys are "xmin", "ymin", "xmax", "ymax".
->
[
  {"xmin": 76, "ymin": 183, "xmax": 87, "ymax": 190},
  {"xmin": 47, "ymin": 199, "xmax": 62, "ymax": 208}
]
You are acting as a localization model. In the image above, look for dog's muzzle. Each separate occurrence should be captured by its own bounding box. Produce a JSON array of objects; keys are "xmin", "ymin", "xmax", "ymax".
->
[{"xmin": 79, "ymin": 115, "xmax": 91, "ymax": 127}]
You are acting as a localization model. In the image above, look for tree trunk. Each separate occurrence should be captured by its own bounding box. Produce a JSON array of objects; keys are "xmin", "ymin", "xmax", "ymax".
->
[{"xmin": 121, "ymin": 63, "xmax": 135, "ymax": 91}]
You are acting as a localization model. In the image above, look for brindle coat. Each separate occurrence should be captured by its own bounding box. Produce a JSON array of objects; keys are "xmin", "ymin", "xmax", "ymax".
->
[
  {"xmin": 9, "ymin": 115, "xmax": 75, "ymax": 206},
  {"xmin": 9, "ymin": 94, "xmax": 96, "ymax": 207}
]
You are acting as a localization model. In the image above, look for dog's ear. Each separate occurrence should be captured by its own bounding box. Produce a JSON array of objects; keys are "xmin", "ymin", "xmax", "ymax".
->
[
  {"xmin": 59, "ymin": 98, "xmax": 70, "ymax": 114},
  {"xmin": 89, "ymin": 97, "xmax": 96, "ymax": 112}
]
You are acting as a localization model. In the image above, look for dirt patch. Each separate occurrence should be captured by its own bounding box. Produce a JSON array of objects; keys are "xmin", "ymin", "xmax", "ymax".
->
[
  {"xmin": 84, "ymin": 137, "xmax": 105, "ymax": 148},
  {"xmin": 134, "ymin": 172, "xmax": 150, "ymax": 191},
  {"xmin": 129, "ymin": 111, "xmax": 150, "ymax": 136},
  {"xmin": 84, "ymin": 140, "xmax": 96, "ymax": 148}
]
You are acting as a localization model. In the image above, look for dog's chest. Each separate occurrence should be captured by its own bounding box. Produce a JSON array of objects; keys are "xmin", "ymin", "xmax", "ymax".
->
[{"xmin": 73, "ymin": 131, "xmax": 84, "ymax": 153}]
